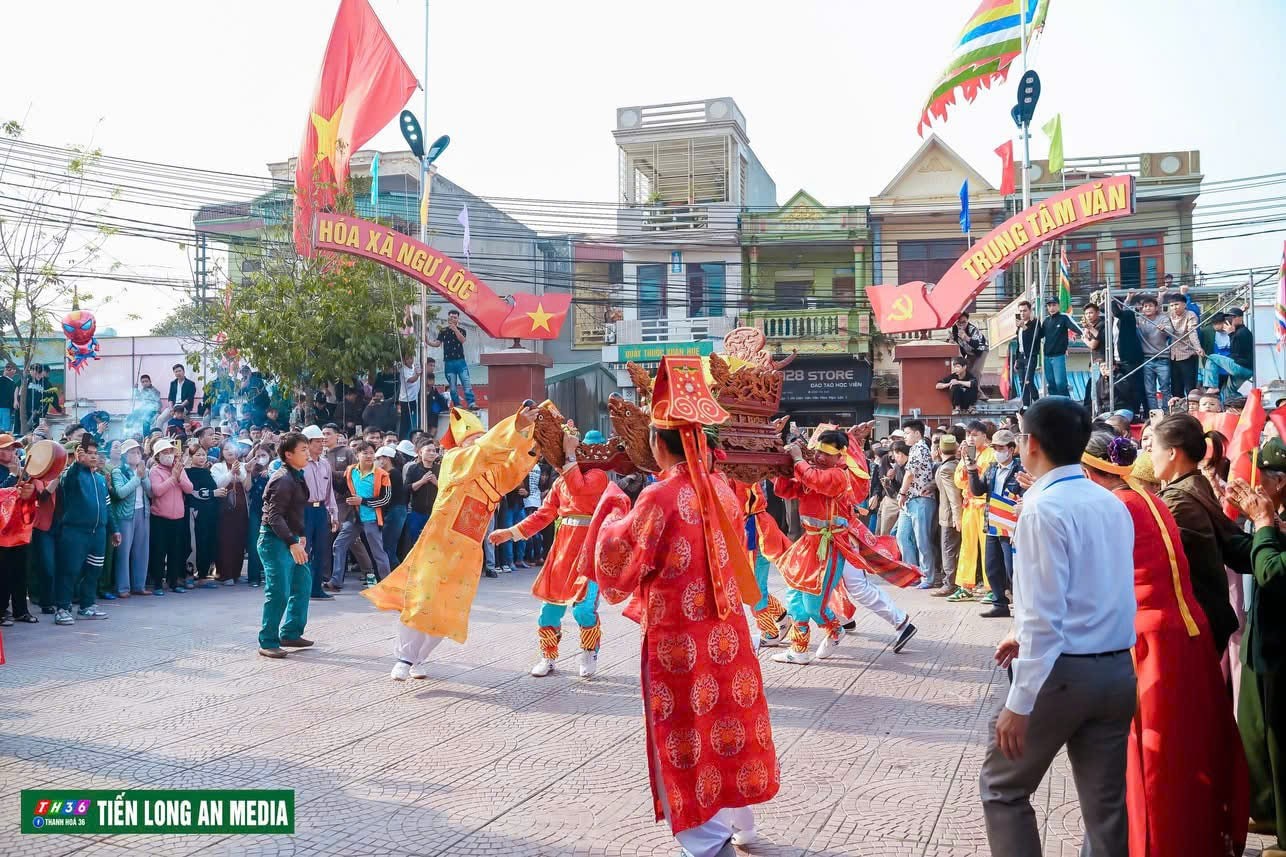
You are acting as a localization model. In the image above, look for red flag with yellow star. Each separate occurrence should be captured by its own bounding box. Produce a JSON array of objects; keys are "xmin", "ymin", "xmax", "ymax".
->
[
  {"xmin": 499, "ymin": 292, "xmax": 573, "ymax": 339},
  {"xmin": 294, "ymin": 0, "xmax": 419, "ymax": 255}
]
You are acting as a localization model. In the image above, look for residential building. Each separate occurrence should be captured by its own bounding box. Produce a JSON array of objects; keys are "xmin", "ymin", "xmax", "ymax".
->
[
  {"xmin": 864, "ymin": 137, "xmax": 1203, "ymax": 418},
  {"xmin": 740, "ymin": 191, "xmax": 876, "ymax": 424},
  {"xmin": 604, "ymin": 98, "xmax": 777, "ymax": 394}
]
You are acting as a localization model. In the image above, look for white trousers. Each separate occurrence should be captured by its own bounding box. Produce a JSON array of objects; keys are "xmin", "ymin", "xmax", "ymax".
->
[
  {"xmin": 841, "ymin": 561, "xmax": 907, "ymax": 629},
  {"xmin": 394, "ymin": 620, "xmax": 444, "ymax": 664}
]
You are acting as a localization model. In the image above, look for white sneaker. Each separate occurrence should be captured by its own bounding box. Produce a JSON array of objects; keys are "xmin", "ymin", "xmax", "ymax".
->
[
  {"xmin": 77, "ymin": 607, "xmax": 108, "ymax": 620},
  {"xmin": 578, "ymin": 651, "xmax": 598, "ymax": 678},
  {"xmin": 530, "ymin": 657, "xmax": 556, "ymax": 677},
  {"xmin": 222, "ymin": 579, "xmax": 236, "ymax": 587},
  {"xmin": 499, "ymin": 565, "xmax": 513, "ymax": 574},
  {"xmin": 771, "ymin": 649, "xmax": 812, "ymax": 666},
  {"xmin": 816, "ymin": 633, "xmax": 842, "ymax": 660},
  {"xmin": 732, "ymin": 830, "xmax": 759, "ymax": 847},
  {"xmin": 409, "ymin": 662, "xmax": 429, "ymax": 680},
  {"xmin": 54, "ymin": 608, "xmax": 75, "ymax": 626},
  {"xmin": 390, "ymin": 661, "xmax": 412, "ymax": 681}
]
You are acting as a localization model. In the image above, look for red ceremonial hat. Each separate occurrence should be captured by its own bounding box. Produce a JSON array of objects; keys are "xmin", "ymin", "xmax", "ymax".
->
[{"xmin": 649, "ymin": 356, "xmax": 730, "ymax": 430}]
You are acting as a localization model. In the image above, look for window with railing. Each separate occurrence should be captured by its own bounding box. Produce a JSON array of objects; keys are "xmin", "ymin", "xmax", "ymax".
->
[
  {"xmin": 619, "ymin": 138, "xmax": 731, "ymax": 205},
  {"xmin": 572, "ymin": 261, "xmax": 623, "ymax": 348},
  {"xmin": 774, "ymin": 280, "xmax": 810, "ymax": 310}
]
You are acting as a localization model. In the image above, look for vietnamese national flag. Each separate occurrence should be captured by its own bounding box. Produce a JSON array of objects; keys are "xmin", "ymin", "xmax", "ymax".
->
[
  {"xmin": 1223, "ymin": 387, "xmax": 1266, "ymax": 519},
  {"xmin": 294, "ymin": 0, "xmax": 420, "ymax": 255},
  {"xmin": 499, "ymin": 292, "xmax": 574, "ymax": 339},
  {"xmin": 994, "ymin": 140, "xmax": 1016, "ymax": 196}
]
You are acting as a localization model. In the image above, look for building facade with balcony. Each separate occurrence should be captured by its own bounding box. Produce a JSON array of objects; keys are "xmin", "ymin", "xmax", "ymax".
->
[
  {"xmin": 740, "ymin": 190, "xmax": 876, "ymax": 424},
  {"xmin": 864, "ymin": 137, "xmax": 1203, "ymax": 421},
  {"xmin": 604, "ymin": 98, "xmax": 777, "ymax": 394}
]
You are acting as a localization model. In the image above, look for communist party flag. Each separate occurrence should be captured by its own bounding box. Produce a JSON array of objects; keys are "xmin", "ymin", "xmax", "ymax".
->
[
  {"xmin": 1223, "ymin": 387, "xmax": 1266, "ymax": 519},
  {"xmin": 294, "ymin": 0, "xmax": 419, "ymax": 255}
]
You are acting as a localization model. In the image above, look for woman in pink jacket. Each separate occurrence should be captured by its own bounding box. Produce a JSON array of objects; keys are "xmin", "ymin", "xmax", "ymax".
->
[{"xmin": 147, "ymin": 439, "xmax": 193, "ymax": 594}]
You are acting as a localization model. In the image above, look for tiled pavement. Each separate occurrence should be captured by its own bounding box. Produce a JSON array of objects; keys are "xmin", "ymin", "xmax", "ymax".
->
[{"xmin": 0, "ymin": 571, "xmax": 1273, "ymax": 856}]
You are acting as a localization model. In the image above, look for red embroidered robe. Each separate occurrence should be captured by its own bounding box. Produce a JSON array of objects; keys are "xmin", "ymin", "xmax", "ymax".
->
[
  {"xmin": 513, "ymin": 463, "xmax": 609, "ymax": 604},
  {"xmin": 586, "ymin": 465, "xmax": 780, "ymax": 833}
]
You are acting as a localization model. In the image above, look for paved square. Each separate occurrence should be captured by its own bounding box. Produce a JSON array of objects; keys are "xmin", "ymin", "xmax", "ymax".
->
[{"xmin": 0, "ymin": 573, "xmax": 1272, "ymax": 856}]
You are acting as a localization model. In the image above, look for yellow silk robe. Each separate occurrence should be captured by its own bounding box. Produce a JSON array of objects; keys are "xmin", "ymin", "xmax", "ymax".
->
[
  {"xmin": 362, "ymin": 414, "xmax": 537, "ymax": 642},
  {"xmin": 954, "ymin": 445, "xmax": 995, "ymax": 589}
]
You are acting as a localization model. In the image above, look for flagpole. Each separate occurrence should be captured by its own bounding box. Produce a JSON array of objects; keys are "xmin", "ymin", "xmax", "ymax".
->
[
  {"xmin": 1249, "ymin": 268, "xmax": 1258, "ymax": 390},
  {"xmin": 1105, "ymin": 276, "xmax": 1115, "ymax": 414},
  {"xmin": 1018, "ymin": 0, "xmax": 1032, "ymax": 295},
  {"xmin": 418, "ymin": 0, "xmax": 430, "ymax": 435}
]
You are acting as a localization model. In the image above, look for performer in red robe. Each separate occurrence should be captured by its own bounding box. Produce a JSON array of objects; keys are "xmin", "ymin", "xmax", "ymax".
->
[
  {"xmin": 1082, "ymin": 435, "xmax": 1248, "ymax": 857},
  {"xmin": 491, "ymin": 429, "xmax": 611, "ymax": 678},
  {"xmin": 580, "ymin": 356, "xmax": 778, "ymax": 857},
  {"xmin": 771, "ymin": 428, "xmax": 918, "ymax": 664}
]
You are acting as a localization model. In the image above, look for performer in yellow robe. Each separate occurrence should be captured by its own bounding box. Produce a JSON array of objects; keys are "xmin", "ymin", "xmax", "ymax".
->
[
  {"xmin": 363, "ymin": 405, "xmax": 538, "ymax": 680},
  {"xmin": 949, "ymin": 436, "xmax": 994, "ymax": 600}
]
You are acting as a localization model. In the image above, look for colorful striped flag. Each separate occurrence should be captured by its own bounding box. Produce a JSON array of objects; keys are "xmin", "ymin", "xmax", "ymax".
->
[
  {"xmin": 1276, "ymin": 239, "xmax": 1286, "ymax": 349},
  {"xmin": 917, "ymin": 0, "xmax": 1051, "ymax": 135},
  {"xmin": 987, "ymin": 492, "xmax": 1020, "ymax": 537},
  {"xmin": 1058, "ymin": 244, "xmax": 1072, "ymax": 313}
]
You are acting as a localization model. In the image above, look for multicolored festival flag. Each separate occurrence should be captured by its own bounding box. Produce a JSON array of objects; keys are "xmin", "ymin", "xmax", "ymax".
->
[
  {"xmin": 294, "ymin": 0, "xmax": 420, "ymax": 255},
  {"xmin": 995, "ymin": 140, "xmax": 1016, "ymax": 195},
  {"xmin": 1058, "ymin": 244, "xmax": 1072, "ymax": 312},
  {"xmin": 1276, "ymin": 239, "xmax": 1286, "ymax": 349},
  {"xmin": 917, "ymin": 0, "xmax": 1051, "ymax": 135}
]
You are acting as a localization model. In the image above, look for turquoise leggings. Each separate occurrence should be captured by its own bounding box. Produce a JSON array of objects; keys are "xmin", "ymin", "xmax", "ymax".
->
[{"xmin": 538, "ymin": 580, "xmax": 601, "ymax": 630}]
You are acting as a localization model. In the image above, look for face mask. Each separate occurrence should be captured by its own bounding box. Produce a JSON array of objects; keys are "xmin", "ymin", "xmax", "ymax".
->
[
  {"xmin": 258, "ymin": 455, "xmax": 269, "ymax": 466},
  {"xmin": 159, "ymin": 454, "xmax": 175, "ymax": 467},
  {"xmin": 994, "ymin": 450, "xmax": 1013, "ymax": 465},
  {"xmin": 126, "ymin": 452, "xmax": 141, "ymax": 466}
]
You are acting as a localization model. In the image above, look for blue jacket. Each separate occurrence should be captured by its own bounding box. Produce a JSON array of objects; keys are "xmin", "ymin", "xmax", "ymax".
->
[
  {"xmin": 57, "ymin": 461, "xmax": 116, "ymax": 534},
  {"xmin": 109, "ymin": 463, "xmax": 151, "ymax": 523}
]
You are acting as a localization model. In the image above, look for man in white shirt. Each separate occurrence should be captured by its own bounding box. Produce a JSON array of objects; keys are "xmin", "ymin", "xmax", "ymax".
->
[
  {"xmin": 396, "ymin": 354, "xmax": 422, "ymax": 440},
  {"xmin": 980, "ymin": 396, "xmax": 1137, "ymax": 857}
]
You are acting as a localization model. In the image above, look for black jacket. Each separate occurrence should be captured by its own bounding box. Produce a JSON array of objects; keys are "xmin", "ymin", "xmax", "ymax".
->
[
  {"xmin": 1109, "ymin": 299, "xmax": 1144, "ymax": 365},
  {"xmin": 1158, "ymin": 469, "xmax": 1251, "ymax": 654},
  {"xmin": 168, "ymin": 378, "xmax": 196, "ymax": 410},
  {"xmin": 1038, "ymin": 312, "xmax": 1080, "ymax": 357},
  {"xmin": 1229, "ymin": 324, "xmax": 1254, "ymax": 370},
  {"xmin": 262, "ymin": 466, "xmax": 307, "ymax": 544}
]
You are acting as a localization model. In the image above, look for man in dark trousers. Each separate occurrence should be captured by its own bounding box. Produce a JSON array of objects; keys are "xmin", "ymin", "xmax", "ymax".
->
[
  {"xmin": 1013, "ymin": 301, "xmax": 1041, "ymax": 406},
  {"xmin": 256, "ymin": 431, "xmax": 315, "ymax": 659},
  {"xmin": 168, "ymin": 364, "xmax": 196, "ymax": 412},
  {"xmin": 980, "ymin": 397, "xmax": 1137, "ymax": 857},
  {"xmin": 936, "ymin": 357, "xmax": 982, "ymax": 413},
  {"xmin": 1227, "ymin": 307, "xmax": 1255, "ymax": 384},
  {"xmin": 1039, "ymin": 297, "xmax": 1081, "ymax": 399},
  {"xmin": 53, "ymin": 438, "xmax": 120, "ymax": 625},
  {"xmin": 1107, "ymin": 290, "xmax": 1147, "ymax": 417}
]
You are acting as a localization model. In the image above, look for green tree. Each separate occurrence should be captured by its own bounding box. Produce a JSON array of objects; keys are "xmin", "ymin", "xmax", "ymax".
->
[
  {"xmin": 150, "ymin": 300, "xmax": 223, "ymax": 338},
  {"xmin": 218, "ymin": 225, "xmax": 424, "ymax": 389},
  {"xmin": 0, "ymin": 121, "xmax": 114, "ymax": 430}
]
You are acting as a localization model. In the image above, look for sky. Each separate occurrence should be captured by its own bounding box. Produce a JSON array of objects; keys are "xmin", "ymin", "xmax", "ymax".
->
[{"xmin": 3, "ymin": 0, "xmax": 1284, "ymax": 334}]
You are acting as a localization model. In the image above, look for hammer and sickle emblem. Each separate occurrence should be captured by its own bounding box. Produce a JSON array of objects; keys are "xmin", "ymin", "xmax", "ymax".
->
[{"xmin": 887, "ymin": 295, "xmax": 914, "ymax": 322}]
